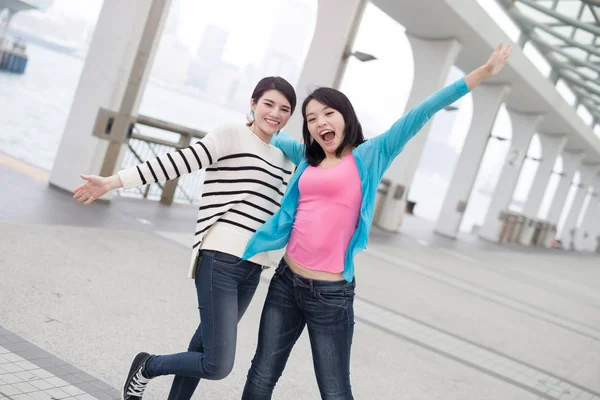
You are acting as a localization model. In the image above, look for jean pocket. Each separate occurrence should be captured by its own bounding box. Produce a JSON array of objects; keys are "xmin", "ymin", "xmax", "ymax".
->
[
  {"xmin": 314, "ymin": 288, "xmax": 348, "ymax": 308},
  {"xmin": 212, "ymin": 251, "xmax": 244, "ymax": 267},
  {"xmin": 192, "ymin": 253, "xmax": 203, "ymax": 280}
]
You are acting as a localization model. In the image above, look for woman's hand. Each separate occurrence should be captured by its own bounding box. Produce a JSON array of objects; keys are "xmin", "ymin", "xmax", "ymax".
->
[
  {"xmin": 484, "ymin": 42, "xmax": 512, "ymax": 77},
  {"xmin": 465, "ymin": 42, "xmax": 512, "ymax": 90},
  {"xmin": 73, "ymin": 174, "xmax": 122, "ymax": 205}
]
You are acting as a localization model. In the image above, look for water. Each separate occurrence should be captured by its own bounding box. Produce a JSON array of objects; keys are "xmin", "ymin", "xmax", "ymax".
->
[
  {"xmin": 0, "ymin": 43, "xmax": 246, "ymax": 171},
  {"xmin": 0, "ymin": 44, "xmax": 83, "ymax": 171}
]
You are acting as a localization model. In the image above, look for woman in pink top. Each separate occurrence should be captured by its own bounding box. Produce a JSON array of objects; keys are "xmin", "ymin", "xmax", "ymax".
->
[{"xmin": 242, "ymin": 44, "xmax": 512, "ymax": 399}]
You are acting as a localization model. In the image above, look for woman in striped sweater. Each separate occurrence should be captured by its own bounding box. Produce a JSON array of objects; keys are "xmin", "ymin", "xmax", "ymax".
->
[
  {"xmin": 241, "ymin": 44, "xmax": 512, "ymax": 399},
  {"xmin": 73, "ymin": 76, "xmax": 297, "ymax": 400}
]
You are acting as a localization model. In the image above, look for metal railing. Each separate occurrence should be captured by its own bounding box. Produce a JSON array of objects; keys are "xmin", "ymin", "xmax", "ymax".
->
[{"xmin": 117, "ymin": 114, "xmax": 209, "ymax": 205}]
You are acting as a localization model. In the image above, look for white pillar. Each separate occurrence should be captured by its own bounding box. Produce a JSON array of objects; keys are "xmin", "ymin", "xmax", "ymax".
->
[
  {"xmin": 376, "ymin": 35, "xmax": 462, "ymax": 232},
  {"xmin": 574, "ymin": 178, "xmax": 600, "ymax": 251},
  {"xmin": 543, "ymin": 151, "xmax": 584, "ymax": 247},
  {"xmin": 0, "ymin": 9, "xmax": 15, "ymax": 45},
  {"xmin": 518, "ymin": 134, "xmax": 566, "ymax": 245},
  {"xmin": 49, "ymin": 0, "xmax": 171, "ymax": 193},
  {"xmin": 584, "ymin": 201, "xmax": 600, "ymax": 252},
  {"xmin": 285, "ymin": 0, "xmax": 365, "ymax": 139},
  {"xmin": 587, "ymin": 203, "xmax": 600, "ymax": 252},
  {"xmin": 522, "ymin": 134, "xmax": 566, "ymax": 218},
  {"xmin": 435, "ymin": 83, "xmax": 511, "ymax": 238},
  {"xmin": 479, "ymin": 109, "xmax": 543, "ymax": 242},
  {"xmin": 559, "ymin": 164, "xmax": 600, "ymax": 247},
  {"xmin": 546, "ymin": 151, "xmax": 585, "ymax": 225}
]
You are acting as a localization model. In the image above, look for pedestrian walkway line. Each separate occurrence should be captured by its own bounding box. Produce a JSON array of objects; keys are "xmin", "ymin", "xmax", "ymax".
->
[
  {"xmin": 366, "ymin": 246, "xmax": 600, "ymax": 342},
  {"xmin": 0, "ymin": 153, "xmax": 49, "ymax": 182},
  {"xmin": 0, "ymin": 328, "xmax": 118, "ymax": 400},
  {"xmin": 353, "ymin": 297, "xmax": 600, "ymax": 400},
  {"xmin": 439, "ymin": 248, "xmax": 600, "ymax": 312}
]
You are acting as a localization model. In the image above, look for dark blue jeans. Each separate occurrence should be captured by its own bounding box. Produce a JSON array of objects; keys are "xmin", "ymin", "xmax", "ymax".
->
[
  {"xmin": 242, "ymin": 258, "xmax": 356, "ymax": 400},
  {"xmin": 144, "ymin": 250, "xmax": 263, "ymax": 400}
]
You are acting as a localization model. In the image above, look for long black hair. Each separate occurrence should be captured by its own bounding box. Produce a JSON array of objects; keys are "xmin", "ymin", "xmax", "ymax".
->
[
  {"xmin": 250, "ymin": 76, "xmax": 297, "ymax": 116},
  {"xmin": 301, "ymin": 87, "xmax": 365, "ymax": 166}
]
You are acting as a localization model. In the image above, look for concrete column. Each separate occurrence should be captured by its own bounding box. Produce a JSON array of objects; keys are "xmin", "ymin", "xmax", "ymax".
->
[
  {"xmin": 574, "ymin": 177, "xmax": 600, "ymax": 251},
  {"xmin": 0, "ymin": 9, "xmax": 14, "ymax": 45},
  {"xmin": 435, "ymin": 83, "xmax": 511, "ymax": 238},
  {"xmin": 49, "ymin": 0, "xmax": 171, "ymax": 193},
  {"xmin": 479, "ymin": 109, "xmax": 543, "ymax": 242},
  {"xmin": 586, "ymin": 203, "xmax": 600, "ymax": 252},
  {"xmin": 546, "ymin": 151, "xmax": 585, "ymax": 226},
  {"xmin": 542, "ymin": 150, "xmax": 584, "ymax": 247},
  {"xmin": 559, "ymin": 164, "xmax": 600, "ymax": 247},
  {"xmin": 522, "ymin": 134, "xmax": 566, "ymax": 219},
  {"xmin": 517, "ymin": 133, "xmax": 566, "ymax": 245},
  {"xmin": 376, "ymin": 35, "xmax": 462, "ymax": 232},
  {"xmin": 284, "ymin": 0, "xmax": 365, "ymax": 139}
]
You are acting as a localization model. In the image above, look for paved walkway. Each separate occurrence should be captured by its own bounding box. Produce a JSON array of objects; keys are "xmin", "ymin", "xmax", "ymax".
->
[
  {"xmin": 0, "ymin": 328, "xmax": 118, "ymax": 400},
  {"xmin": 1, "ymin": 156, "xmax": 600, "ymax": 399}
]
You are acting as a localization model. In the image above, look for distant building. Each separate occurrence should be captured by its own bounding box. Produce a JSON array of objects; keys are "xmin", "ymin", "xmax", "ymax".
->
[
  {"xmin": 186, "ymin": 25, "xmax": 228, "ymax": 91},
  {"xmin": 151, "ymin": 34, "xmax": 193, "ymax": 88},
  {"xmin": 260, "ymin": 0, "xmax": 313, "ymax": 82}
]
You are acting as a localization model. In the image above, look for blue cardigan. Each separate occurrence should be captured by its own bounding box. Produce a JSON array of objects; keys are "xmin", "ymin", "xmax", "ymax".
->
[{"xmin": 242, "ymin": 78, "xmax": 470, "ymax": 282}]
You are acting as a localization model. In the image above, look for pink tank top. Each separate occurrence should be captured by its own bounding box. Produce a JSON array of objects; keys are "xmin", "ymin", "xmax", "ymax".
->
[{"xmin": 287, "ymin": 153, "xmax": 362, "ymax": 273}]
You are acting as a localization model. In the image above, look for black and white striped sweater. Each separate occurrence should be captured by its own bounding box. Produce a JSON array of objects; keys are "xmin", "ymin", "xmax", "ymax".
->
[{"xmin": 117, "ymin": 124, "xmax": 295, "ymax": 278}]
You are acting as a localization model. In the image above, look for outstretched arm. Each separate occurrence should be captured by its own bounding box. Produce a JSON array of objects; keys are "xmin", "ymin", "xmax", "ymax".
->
[
  {"xmin": 371, "ymin": 43, "xmax": 512, "ymax": 163},
  {"xmin": 465, "ymin": 43, "xmax": 512, "ymax": 90},
  {"xmin": 271, "ymin": 132, "xmax": 305, "ymax": 166},
  {"xmin": 74, "ymin": 127, "xmax": 228, "ymax": 205}
]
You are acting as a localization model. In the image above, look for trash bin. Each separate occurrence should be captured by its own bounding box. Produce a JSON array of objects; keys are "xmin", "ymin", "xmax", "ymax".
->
[
  {"xmin": 543, "ymin": 224, "xmax": 556, "ymax": 248},
  {"xmin": 406, "ymin": 200, "xmax": 417, "ymax": 215},
  {"xmin": 498, "ymin": 211, "xmax": 510, "ymax": 243},
  {"xmin": 531, "ymin": 221, "xmax": 546, "ymax": 246},
  {"xmin": 510, "ymin": 215, "xmax": 527, "ymax": 243}
]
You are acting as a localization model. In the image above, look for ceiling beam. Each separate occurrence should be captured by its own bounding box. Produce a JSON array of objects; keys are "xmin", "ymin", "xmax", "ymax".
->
[
  {"xmin": 589, "ymin": 4, "xmax": 600, "ymax": 26},
  {"xmin": 571, "ymin": 84, "xmax": 600, "ymax": 104},
  {"xmin": 511, "ymin": 11, "xmax": 600, "ymax": 58},
  {"xmin": 578, "ymin": 98, "xmax": 600, "ymax": 120},
  {"xmin": 544, "ymin": 21, "xmax": 570, "ymax": 28},
  {"xmin": 552, "ymin": 60, "xmax": 599, "ymax": 83},
  {"xmin": 582, "ymin": 0, "xmax": 600, "ymax": 7},
  {"xmin": 514, "ymin": 0, "xmax": 600, "ymax": 36},
  {"xmin": 530, "ymin": 34, "xmax": 600, "ymax": 75},
  {"xmin": 560, "ymin": 72, "xmax": 600, "ymax": 100}
]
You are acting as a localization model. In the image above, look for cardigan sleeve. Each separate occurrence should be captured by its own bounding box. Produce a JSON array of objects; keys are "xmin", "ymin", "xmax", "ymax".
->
[
  {"xmin": 367, "ymin": 78, "xmax": 470, "ymax": 167},
  {"xmin": 270, "ymin": 131, "xmax": 305, "ymax": 166}
]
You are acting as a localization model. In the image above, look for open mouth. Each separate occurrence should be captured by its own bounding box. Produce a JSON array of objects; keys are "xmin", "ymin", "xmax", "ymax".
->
[
  {"xmin": 264, "ymin": 118, "xmax": 280, "ymax": 128},
  {"xmin": 319, "ymin": 130, "xmax": 335, "ymax": 144}
]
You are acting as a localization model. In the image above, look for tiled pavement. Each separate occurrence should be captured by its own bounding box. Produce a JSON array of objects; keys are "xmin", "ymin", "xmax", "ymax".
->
[{"xmin": 0, "ymin": 328, "xmax": 118, "ymax": 400}]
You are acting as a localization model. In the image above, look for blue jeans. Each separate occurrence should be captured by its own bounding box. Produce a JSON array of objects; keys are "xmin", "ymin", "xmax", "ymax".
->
[
  {"xmin": 242, "ymin": 258, "xmax": 356, "ymax": 400},
  {"xmin": 144, "ymin": 250, "xmax": 263, "ymax": 400}
]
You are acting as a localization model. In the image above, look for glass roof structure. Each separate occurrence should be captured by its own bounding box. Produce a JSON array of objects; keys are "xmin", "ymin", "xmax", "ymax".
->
[{"xmin": 496, "ymin": 0, "xmax": 600, "ymax": 126}]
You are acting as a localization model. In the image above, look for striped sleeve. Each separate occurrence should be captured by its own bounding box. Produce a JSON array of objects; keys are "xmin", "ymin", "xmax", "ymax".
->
[{"xmin": 118, "ymin": 126, "xmax": 231, "ymax": 189}]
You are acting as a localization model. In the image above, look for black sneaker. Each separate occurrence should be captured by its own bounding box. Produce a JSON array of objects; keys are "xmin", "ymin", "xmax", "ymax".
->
[{"xmin": 122, "ymin": 352, "xmax": 152, "ymax": 400}]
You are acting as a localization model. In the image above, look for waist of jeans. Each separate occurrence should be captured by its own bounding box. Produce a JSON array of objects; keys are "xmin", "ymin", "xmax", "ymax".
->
[
  {"xmin": 201, "ymin": 249, "xmax": 264, "ymax": 269},
  {"xmin": 278, "ymin": 258, "xmax": 354, "ymax": 288}
]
